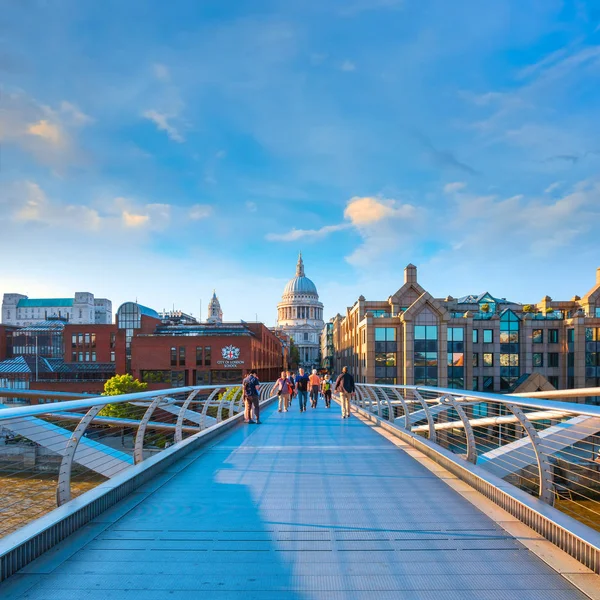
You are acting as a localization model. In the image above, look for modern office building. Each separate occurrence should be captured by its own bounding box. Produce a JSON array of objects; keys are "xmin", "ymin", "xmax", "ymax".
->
[
  {"xmin": 276, "ymin": 253, "xmax": 324, "ymax": 369},
  {"xmin": 329, "ymin": 264, "xmax": 600, "ymax": 396},
  {"xmin": 2, "ymin": 293, "xmax": 112, "ymax": 326},
  {"xmin": 320, "ymin": 321, "xmax": 334, "ymax": 374}
]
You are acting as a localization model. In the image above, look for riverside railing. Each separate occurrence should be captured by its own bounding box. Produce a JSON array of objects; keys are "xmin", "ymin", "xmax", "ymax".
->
[
  {"xmin": 348, "ymin": 383, "xmax": 600, "ymax": 573},
  {"xmin": 0, "ymin": 383, "xmax": 275, "ymax": 539}
]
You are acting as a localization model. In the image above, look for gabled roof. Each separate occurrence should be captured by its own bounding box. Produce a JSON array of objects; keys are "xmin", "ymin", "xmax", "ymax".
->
[{"xmin": 456, "ymin": 292, "xmax": 518, "ymax": 305}]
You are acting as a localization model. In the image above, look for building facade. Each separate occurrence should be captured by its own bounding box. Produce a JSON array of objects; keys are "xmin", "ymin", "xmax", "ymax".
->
[
  {"xmin": 329, "ymin": 264, "xmax": 600, "ymax": 397},
  {"xmin": 2, "ymin": 293, "xmax": 112, "ymax": 326},
  {"xmin": 276, "ymin": 254, "xmax": 324, "ymax": 369}
]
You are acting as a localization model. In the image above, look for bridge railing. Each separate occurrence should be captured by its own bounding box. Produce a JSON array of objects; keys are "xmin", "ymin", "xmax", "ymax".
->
[
  {"xmin": 0, "ymin": 383, "xmax": 275, "ymax": 539},
  {"xmin": 353, "ymin": 384, "xmax": 600, "ymax": 521},
  {"xmin": 349, "ymin": 383, "xmax": 600, "ymax": 572}
]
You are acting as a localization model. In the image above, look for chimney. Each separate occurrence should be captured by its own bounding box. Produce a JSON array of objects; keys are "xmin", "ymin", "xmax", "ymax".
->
[
  {"xmin": 404, "ymin": 264, "xmax": 417, "ymax": 284},
  {"xmin": 597, "ymin": 267, "xmax": 600, "ymax": 286}
]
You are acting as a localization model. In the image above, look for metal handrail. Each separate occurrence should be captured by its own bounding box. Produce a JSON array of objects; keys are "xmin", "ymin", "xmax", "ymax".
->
[
  {"xmin": 0, "ymin": 383, "xmax": 276, "ymax": 534},
  {"xmin": 349, "ymin": 383, "xmax": 600, "ymax": 521}
]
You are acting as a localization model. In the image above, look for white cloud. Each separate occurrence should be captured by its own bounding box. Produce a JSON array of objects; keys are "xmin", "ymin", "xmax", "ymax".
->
[
  {"xmin": 340, "ymin": 60, "xmax": 356, "ymax": 72},
  {"xmin": 246, "ymin": 201, "xmax": 257, "ymax": 212},
  {"xmin": 0, "ymin": 91, "xmax": 92, "ymax": 167},
  {"xmin": 544, "ymin": 181, "xmax": 563, "ymax": 194},
  {"xmin": 11, "ymin": 181, "xmax": 102, "ymax": 230},
  {"xmin": 153, "ymin": 63, "xmax": 170, "ymax": 81},
  {"xmin": 266, "ymin": 223, "xmax": 350, "ymax": 242},
  {"xmin": 189, "ymin": 204, "xmax": 213, "ymax": 220},
  {"xmin": 26, "ymin": 119, "xmax": 63, "ymax": 145},
  {"xmin": 443, "ymin": 182, "xmax": 467, "ymax": 194},
  {"xmin": 344, "ymin": 196, "xmax": 415, "ymax": 225},
  {"xmin": 122, "ymin": 211, "xmax": 150, "ymax": 228},
  {"xmin": 143, "ymin": 109, "xmax": 184, "ymax": 143}
]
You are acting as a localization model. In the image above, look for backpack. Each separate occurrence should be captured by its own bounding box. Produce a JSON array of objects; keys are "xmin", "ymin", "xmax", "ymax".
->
[{"xmin": 244, "ymin": 376, "xmax": 256, "ymax": 396}]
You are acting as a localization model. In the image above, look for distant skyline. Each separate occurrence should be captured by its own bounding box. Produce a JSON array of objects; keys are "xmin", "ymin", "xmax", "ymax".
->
[{"xmin": 1, "ymin": 1, "xmax": 599, "ymax": 326}]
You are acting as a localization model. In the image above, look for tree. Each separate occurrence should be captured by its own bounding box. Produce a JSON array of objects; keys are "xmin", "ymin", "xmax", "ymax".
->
[
  {"xmin": 289, "ymin": 341, "xmax": 300, "ymax": 370},
  {"xmin": 99, "ymin": 374, "xmax": 148, "ymax": 419}
]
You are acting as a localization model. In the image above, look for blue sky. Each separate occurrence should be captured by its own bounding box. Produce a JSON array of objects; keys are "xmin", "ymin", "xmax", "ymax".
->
[{"xmin": 1, "ymin": 0, "xmax": 599, "ymax": 325}]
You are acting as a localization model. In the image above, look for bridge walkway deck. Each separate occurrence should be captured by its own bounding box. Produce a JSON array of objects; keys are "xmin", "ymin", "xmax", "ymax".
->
[{"xmin": 0, "ymin": 400, "xmax": 589, "ymax": 599}]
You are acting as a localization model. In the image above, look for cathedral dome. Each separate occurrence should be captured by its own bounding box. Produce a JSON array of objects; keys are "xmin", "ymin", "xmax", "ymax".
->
[{"xmin": 282, "ymin": 254, "xmax": 318, "ymax": 297}]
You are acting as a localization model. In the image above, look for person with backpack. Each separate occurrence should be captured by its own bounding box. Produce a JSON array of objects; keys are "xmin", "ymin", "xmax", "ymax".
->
[
  {"xmin": 242, "ymin": 369, "xmax": 261, "ymax": 424},
  {"xmin": 287, "ymin": 371, "xmax": 295, "ymax": 410},
  {"xmin": 309, "ymin": 369, "xmax": 321, "ymax": 408},
  {"xmin": 334, "ymin": 366, "xmax": 355, "ymax": 419},
  {"xmin": 275, "ymin": 371, "xmax": 292, "ymax": 412},
  {"xmin": 321, "ymin": 373, "xmax": 332, "ymax": 408},
  {"xmin": 295, "ymin": 368, "xmax": 310, "ymax": 412}
]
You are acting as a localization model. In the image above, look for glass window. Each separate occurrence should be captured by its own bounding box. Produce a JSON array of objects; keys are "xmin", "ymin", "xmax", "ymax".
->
[
  {"xmin": 483, "ymin": 353, "xmax": 493, "ymax": 366},
  {"xmin": 414, "ymin": 325, "xmax": 437, "ymax": 385},
  {"xmin": 472, "ymin": 329, "xmax": 478, "ymax": 344},
  {"xmin": 196, "ymin": 346, "xmax": 203, "ymax": 366},
  {"xmin": 548, "ymin": 375, "xmax": 559, "ymax": 388},
  {"xmin": 78, "ymin": 333, "xmax": 83, "ymax": 344},
  {"xmin": 375, "ymin": 327, "xmax": 396, "ymax": 342},
  {"xmin": 170, "ymin": 347, "xmax": 177, "ymax": 367},
  {"xmin": 205, "ymin": 346, "xmax": 211, "ymax": 366},
  {"xmin": 78, "ymin": 352, "xmax": 83, "ymax": 362},
  {"xmin": 472, "ymin": 376, "xmax": 479, "ymax": 391},
  {"xmin": 71, "ymin": 334, "xmax": 77, "ymax": 347},
  {"xmin": 91, "ymin": 333, "xmax": 96, "ymax": 347},
  {"xmin": 179, "ymin": 346, "xmax": 186, "ymax": 366},
  {"xmin": 110, "ymin": 332, "xmax": 116, "ymax": 348},
  {"xmin": 548, "ymin": 329, "xmax": 559, "ymax": 344},
  {"xmin": 548, "ymin": 352, "xmax": 559, "ymax": 368},
  {"xmin": 448, "ymin": 327, "xmax": 464, "ymax": 342},
  {"xmin": 483, "ymin": 329, "xmax": 493, "ymax": 344},
  {"xmin": 91, "ymin": 351, "xmax": 97, "ymax": 362},
  {"xmin": 533, "ymin": 353, "xmax": 543, "ymax": 367},
  {"xmin": 567, "ymin": 329, "xmax": 575, "ymax": 343},
  {"xmin": 84, "ymin": 333, "xmax": 90, "ymax": 344},
  {"xmin": 85, "ymin": 352, "xmax": 90, "ymax": 362},
  {"xmin": 473, "ymin": 353, "xmax": 478, "ymax": 367},
  {"xmin": 110, "ymin": 351, "xmax": 115, "ymax": 362},
  {"xmin": 483, "ymin": 376, "xmax": 494, "ymax": 391},
  {"xmin": 533, "ymin": 329, "xmax": 543, "ymax": 344},
  {"xmin": 72, "ymin": 352, "xmax": 77, "ymax": 361}
]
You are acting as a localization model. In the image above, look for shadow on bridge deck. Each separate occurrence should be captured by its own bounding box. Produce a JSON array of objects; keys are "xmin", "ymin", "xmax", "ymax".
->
[{"xmin": 0, "ymin": 400, "xmax": 588, "ymax": 599}]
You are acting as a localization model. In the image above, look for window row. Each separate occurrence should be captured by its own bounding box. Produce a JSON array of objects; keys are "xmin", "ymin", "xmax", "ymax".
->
[
  {"xmin": 71, "ymin": 333, "xmax": 97, "ymax": 347},
  {"xmin": 170, "ymin": 346, "xmax": 212, "ymax": 367}
]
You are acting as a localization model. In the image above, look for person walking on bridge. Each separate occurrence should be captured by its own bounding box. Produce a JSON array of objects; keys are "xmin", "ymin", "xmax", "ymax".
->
[
  {"xmin": 335, "ymin": 366, "xmax": 355, "ymax": 419},
  {"xmin": 295, "ymin": 368, "xmax": 309, "ymax": 412},
  {"xmin": 242, "ymin": 369, "xmax": 261, "ymax": 424},
  {"xmin": 321, "ymin": 373, "xmax": 332, "ymax": 408},
  {"xmin": 309, "ymin": 369, "xmax": 321, "ymax": 408},
  {"xmin": 275, "ymin": 371, "xmax": 292, "ymax": 412}
]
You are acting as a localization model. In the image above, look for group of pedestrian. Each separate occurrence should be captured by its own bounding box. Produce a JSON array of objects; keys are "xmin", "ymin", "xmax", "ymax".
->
[{"xmin": 241, "ymin": 366, "xmax": 356, "ymax": 423}]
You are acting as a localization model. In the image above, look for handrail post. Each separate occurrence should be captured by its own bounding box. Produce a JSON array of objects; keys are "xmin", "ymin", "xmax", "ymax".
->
[
  {"xmin": 134, "ymin": 396, "xmax": 164, "ymax": 464},
  {"xmin": 56, "ymin": 405, "xmax": 103, "ymax": 506},
  {"xmin": 505, "ymin": 402, "xmax": 554, "ymax": 504},
  {"xmin": 175, "ymin": 389, "xmax": 201, "ymax": 444},
  {"xmin": 440, "ymin": 394, "xmax": 477, "ymax": 464},
  {"xmin": 412, "ymin": 389, "xmax": 437, "ymax": 443}
]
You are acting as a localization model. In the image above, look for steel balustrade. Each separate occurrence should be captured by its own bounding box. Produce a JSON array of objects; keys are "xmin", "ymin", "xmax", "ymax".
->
[
  {"xmin": 349, "ymin": 384, "xmax": 600, "ymax": 514},
  {"xmin": 0, "ymin": 383, "xmax": 277, "ymax": 535}
]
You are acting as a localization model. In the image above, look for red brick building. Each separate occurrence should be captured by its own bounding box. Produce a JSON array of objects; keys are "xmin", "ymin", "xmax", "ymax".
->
[
  {"xmin": 132, "ymin": 322, "xmax": 283, "ymax": 389},
  {"xmin": 0, "ymin": 304, "xmax": 284, "ymax": 396}
]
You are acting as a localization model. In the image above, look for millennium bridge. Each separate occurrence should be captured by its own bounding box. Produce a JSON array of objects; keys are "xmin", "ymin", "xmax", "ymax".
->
[{"xmin": 0, "ymin": 384, "xmax": 599, "ymax": 599}]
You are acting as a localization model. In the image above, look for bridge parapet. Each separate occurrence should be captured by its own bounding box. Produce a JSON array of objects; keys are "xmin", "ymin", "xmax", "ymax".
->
[
  {"xmin": 0, "ymin": 382, "xmax": 276, "ymax": 581},
  {"xmin": 349, "ymin": 383, "xmax": 600, "ymax": 574}
]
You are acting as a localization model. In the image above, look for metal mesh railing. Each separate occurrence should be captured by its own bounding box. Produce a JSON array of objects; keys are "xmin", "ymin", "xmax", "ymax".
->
[
  {"xmin": 0, "ymin": 383, "xmax": 275, "ymax": 538},
  {"xmin": 351, "ymin": 384, "xmax": 600, "ymax": 532}
]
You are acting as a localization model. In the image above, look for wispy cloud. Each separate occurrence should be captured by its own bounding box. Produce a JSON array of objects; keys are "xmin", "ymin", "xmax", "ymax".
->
[
  {"xmin": 544, "ymin": 181, "xmax": 562, "ymax": 194},
  {"xmin": 153, "ymin": 63, "xmax": 170, "ymax": 82},
  {"xmin": 443, "ymin": 182, "xmax": 467, "ymax": 194},
  {"xmin": 122, "ymin": 211, "xmax": 150, "ymax": 228},
  {"xmin": 414, "ymin": 132, "xmax": 479, "ymax": 175},
  {"xmin": 143, "ymin": 109, "xmax": 184, "ymax": 142},
  {"xmin": 189, "ymin": 204, "xmax": 213, "ymax": 220},
  {"xmin": 266, "ymin": 223, "xmax": 350, "ymax": 242},
  {"xmin": 340, "ymin": 60, "xmax": 356, "ymax": 72}
]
